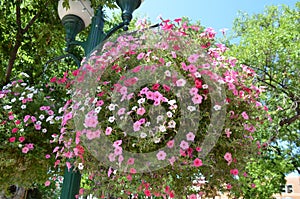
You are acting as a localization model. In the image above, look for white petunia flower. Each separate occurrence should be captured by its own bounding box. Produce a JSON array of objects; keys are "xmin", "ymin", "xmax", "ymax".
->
[
  {"xmin": 3, "ymin": 105, "xmax": 12, "ymax": 110},
  {"xmin": 187, "ymin": 106, "xmax": 196, "ymax": 112},
  {"xmin": 168, "ymin": 120, "xmax": 176, "ymax": 128},
  {"xmin": 168, "ymin": 99, "xmax": 176, "ymax": 105},
  {"xmin": 21, "ymin": 105, "xmax": 26, "ymax": 109},
  {"xmin": 108, "ymin": 104, "xmax": 117, "ymax": 111},
  {"xmin": 108, "ymin": 116, "xmax": 115, "ymax": 123},
  {"xmin": 11, "ymin": 98, "xmax": 16, "ymax": 103},
  {"xmin": 202, "ymin": 84, "xmax": 208, "ymax": 89},
  {"xmin": 194, "ymin": 72, "xmax": 201, "ymax": 78},
  {"xmin": 159, "ymin": 125, "xmax": 166, "ymax": 132},
  {"xmin": 140, "ymin": 132, "xmax": 147, "ymax": 138},
  {"xmin": 78, "ymin": 163, "xmax": 84, "ymax": 170},
  {"xmin": 138, "ymin": 98, "xmax": 145, "ymax": 104},
  {"xmin": 166, "ymin": 111, "xmax": 173, "ymax": 118},
  {"xmin": 153, "ymin": 137, "xmax": 161, "ymax": 143},
  {"xmin": 213, "ymin": 105, "xmax": 221, "ymax": 111},
  {"xmin": 95, "ymin": 106, "xmax": 102, "ymax": 113}
]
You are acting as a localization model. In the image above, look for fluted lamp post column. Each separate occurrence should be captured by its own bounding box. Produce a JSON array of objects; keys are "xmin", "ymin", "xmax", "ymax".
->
[{"xmin": 57, "ymin": 0, "xmax": 143, "ymax": 198}]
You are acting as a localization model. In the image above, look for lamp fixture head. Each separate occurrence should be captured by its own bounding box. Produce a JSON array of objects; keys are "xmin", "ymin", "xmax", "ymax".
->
[
  {"xmin": 116, "ymin": 0, "xmax": 143, "ymax": 30},
  {"xmin": 58, "ymin": 0, "xmax": 94, "ymax": 47}
]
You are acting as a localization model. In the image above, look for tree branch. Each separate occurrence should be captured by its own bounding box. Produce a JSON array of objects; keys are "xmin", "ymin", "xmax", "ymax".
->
[
  {"xmin": 22, "ymin": 2, "xmax": 49, "ymax": 34},
  {"xmin": 5, "ymin": 0, "xmax": 22, "ymax": 84}
]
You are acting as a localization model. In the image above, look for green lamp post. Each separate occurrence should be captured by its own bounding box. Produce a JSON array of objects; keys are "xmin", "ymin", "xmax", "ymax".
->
[{"xmin": 57, "ymin": 0, "xmax": 143, "ymax": 198}]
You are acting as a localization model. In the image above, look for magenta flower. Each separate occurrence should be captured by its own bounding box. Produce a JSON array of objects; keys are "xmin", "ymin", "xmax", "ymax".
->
[
  {"xmin": 193, "ymin": 158, "xmax": 203, "ymax": 167},
  {"xmin": 230, "ymin": 169, "xmax": 239, "ymax": 176},
  {"xmin": 9, "ymin": 137, "xmax": 15, "ymax": 142},
  {"xmin": 19, "ymin": 136, "xmax": 25, "ymax": 142},
  {"xmin": 11, "ymin": 127, "xmax": 18, "ymax": 133}
]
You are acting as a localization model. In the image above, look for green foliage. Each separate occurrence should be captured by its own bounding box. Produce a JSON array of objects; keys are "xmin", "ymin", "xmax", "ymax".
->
[{"xmin": 228, "ymin": 2, "xmax": 300, "ymax": 198}]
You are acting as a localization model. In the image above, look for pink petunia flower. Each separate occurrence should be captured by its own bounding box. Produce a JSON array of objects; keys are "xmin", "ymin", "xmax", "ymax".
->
[
  {"xmin": 186, "ymin": 132, "xmax": 195, "ymax": 141},
  {"xmin": 193, "ymin": 158, "xmax": 203, "ymax": 167},
  {"xmin": 136, "ymin": 107, "xmax": 146, "ymax": 115},
  {"xmin": 180, "ymin": 140, "xmax": 189, "ymax": 150},
  {"xmin": 156, "ymin": 151, "xmax": 167, "ymax": 160}
]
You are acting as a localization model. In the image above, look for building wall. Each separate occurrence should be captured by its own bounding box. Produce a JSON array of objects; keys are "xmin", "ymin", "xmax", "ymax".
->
[{"xmin": 274, "ymin": 176, "xmax": 300, "ymax": 199}]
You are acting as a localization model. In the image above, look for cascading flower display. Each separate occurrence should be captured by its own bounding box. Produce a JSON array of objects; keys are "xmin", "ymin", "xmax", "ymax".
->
[
  {"xmin": 52, "ymin": 18, "xmax": 270, "ymax": 198},
  {"xmin": 0, "ymin": 73, "xmax": 68, "ymax": 190}
]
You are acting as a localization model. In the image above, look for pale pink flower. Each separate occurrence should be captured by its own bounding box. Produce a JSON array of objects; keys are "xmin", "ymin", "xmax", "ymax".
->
[
  {"xmin": 114, "ymin": 146, "xmax": 123, "ymax": 156},
  {"xmin": 241, "ymin": 111, "xmax": 249, "ymax": 120},
  {"xmin": 176, "ymin": 79, "xmax": 186, "ymax": 87},
  {"xmin": 105, "ymin": 127, "xmax": 112, "ymax": 135},
  {"xmin": 22, "ymin": 147, "xmax": 29, "ymax": 153},
  {"xmin": 156, "ymin": 151, "xmax": 167, "ymax": 160},
  {"xmin": 113, "ymin": 140, "xmax": 122, "ymax": 147},
  {"xmin": 133, "ymin": 121, "xmax": 141, "ymax": 132},
  {"xmin": 188, "ymin": 64, "xmax": 197, "ymax": 73},
  {"xmin": 186, "ymin": 132, "xmax": 195, "ymax": 141},
  {"xmin": 118, "ymin": 108, "xmax": 126, "ymax": 115},
  {"xmin": 137, "ymin": 52, "xmax": 145, "ymax": 60},
  {"xmin": 169, "ymin": 156, "xmax": 176, "ymax": 165},
  {"xmin": 188, "ymin": 54, "xmax": 200, "ymax": 63},
  {"xmin": 225, "ymin": 128, "xmax": 231, "ymax": 138},
  {"xmin": 189, "ymin": 87, "xmax": 198, "ymax": 96},
  {"xmin": 189, "ymin": 194, "xmax": 197, "ymax": 199},
  {"xmin": 192, "ymin": 94, "xmax": 203, "ymax": 104},
  {"xmin": 224, "ymin": 152, "xmax": 232, "ymax": 165},
  {"xmin": 44, "ymin": 180, "xmax": 51, "ymax": 187},
  {"xmin": 24, "ymin": 115, "xmax": 30, "ymax": 123},
  {"xmin": 86, "ymin": 130, "xmax": 95, "ymax": 140},
  {"xmin": 108, "ymin": 153, "xmax": 116, "ymax": 162},
  {"xmin": 84, "ymin": 115, "xmax": 98, "ymax": 128},
  {"xmin": 118, "ymin": 155, "xmax": 124, "ymax": 163},
  {"xmin": 34, "ymin": 124, "xmax": 41, "ymax": 130},
  {"xmin": 180, "ymin": 140, "xmax": 189, "ymax": 150},
  {"xmin": 137, "ymin": 107, "xmax": 146, "ymax": 115}
]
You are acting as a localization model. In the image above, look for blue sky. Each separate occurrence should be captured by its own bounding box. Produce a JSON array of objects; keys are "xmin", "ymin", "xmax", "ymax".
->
[{"xmin": 132, "ymin": 0, "xmax": 298, "ymax": 34}]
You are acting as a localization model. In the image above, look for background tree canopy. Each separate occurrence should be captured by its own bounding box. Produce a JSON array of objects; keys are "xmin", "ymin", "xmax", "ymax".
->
[{"xmin": 227, "ymin": 2, "xmax": 300, "ymax": 198}]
